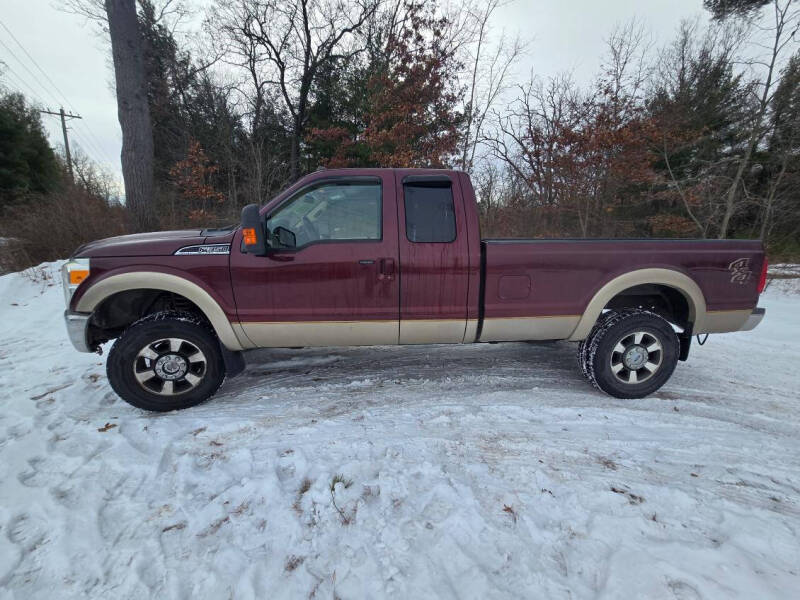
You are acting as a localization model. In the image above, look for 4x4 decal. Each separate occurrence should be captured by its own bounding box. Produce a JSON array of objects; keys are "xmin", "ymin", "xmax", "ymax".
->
[{"xmin": 729, "ymin": 258, "xmax": 752, "ymax": 285}]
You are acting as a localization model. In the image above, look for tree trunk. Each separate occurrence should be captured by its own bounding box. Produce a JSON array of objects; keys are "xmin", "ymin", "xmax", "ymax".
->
[
  {"xmin": 718, "ymin": 140, "xmax": 754, "ymax": 239},
  {"xmin": 759, "ymin": 149, "xmax": 790, "ymax": 239},
  {"xmin": 105, "ymin": 0, "xmax": 156, "ymax": 231},
  {"xmin": 719, "ymin": 0, "xmax": 788, "ymax": 239},
  {"xmin": 290, "ymin": 121, "xmax": 300, "ymax": 181}
]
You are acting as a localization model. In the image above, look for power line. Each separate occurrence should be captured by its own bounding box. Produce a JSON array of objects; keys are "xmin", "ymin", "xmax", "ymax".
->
[
  {"xmin": 70, "ymin": 128, "xmax": 117, "ymax": 171},
  {"xmin": 0, "ymin": 61, "xmax": 48, "ymax": 106},
  {"xmin": 0, "ymin": 18, "xmax": 110, "ymax": 154},
  {"xmin": 2, "ymin": 60, "xmax": 114, "ymax": 171},
  {"xmin": 0, "ymin": 19, "xmax": 76, "ymax": 111},
  {"xmin": 0, "ymin": 36, "xmax": 60, "ymax": 107},
  {"xmin": 0, "ymin": 19, "xmax": 118, "ymax": 169},
  {"xmin": 71, "ymin": 120, "xmax": 120, "ymax": 168}
]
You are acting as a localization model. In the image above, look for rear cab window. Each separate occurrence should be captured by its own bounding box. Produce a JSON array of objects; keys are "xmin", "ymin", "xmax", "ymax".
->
[{"xmin": 403, "ymin": 181, "xmax": 457, "ymax": 243}]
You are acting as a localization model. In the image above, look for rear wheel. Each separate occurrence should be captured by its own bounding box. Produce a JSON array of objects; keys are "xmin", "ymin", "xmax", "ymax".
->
[
  {"xmin": 580, "ymin": 310, "xmax": 679, "ymax": 399},
  {"xmin": 107, "ymin": 312, "xmax": 225, "ymax": 411}
]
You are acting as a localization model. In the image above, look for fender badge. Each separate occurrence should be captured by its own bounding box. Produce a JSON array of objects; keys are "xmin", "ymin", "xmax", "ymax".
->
[{"xmin": 728, "ymin": 258, "xmax": 752, "ymax": 285}]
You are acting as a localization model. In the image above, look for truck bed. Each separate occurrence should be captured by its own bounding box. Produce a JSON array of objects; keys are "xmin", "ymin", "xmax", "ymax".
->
[{"xmin": 478, "ymin": 238, "xmax": 764, "ymax": 342}]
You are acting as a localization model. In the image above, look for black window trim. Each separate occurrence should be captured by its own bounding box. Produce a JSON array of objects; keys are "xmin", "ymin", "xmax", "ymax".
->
[
  {"xmin": 402, "ymin": 174, "xmax": 453, "ymax": 185},
  {"xmin": 264, "ymin": 176, "xmax": 384, "ymax": 252},
  {"xmin": 402, "ymin": 179, "xmax": 458, "ymax": 244}
]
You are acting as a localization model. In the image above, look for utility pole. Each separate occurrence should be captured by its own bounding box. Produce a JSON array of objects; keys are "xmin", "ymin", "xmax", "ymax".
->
[{"xmin": 40, "ymin": 107, "xmax": 81, "ymax": 181}]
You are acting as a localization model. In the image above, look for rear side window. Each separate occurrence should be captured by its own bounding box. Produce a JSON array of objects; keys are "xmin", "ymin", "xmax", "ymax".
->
[{"xmin": 403, "ymin": 182, "xmax": 457, "ymax": 243}]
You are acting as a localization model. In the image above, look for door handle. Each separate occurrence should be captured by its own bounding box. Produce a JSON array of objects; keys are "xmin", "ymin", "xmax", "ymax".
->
[
  {"xmin": 378, "ymin": 258, "xmax": 395, "ymax": 281},
  {"xmin": 269, "ymin": 253, "xmax": 294, "ymax": 262}
]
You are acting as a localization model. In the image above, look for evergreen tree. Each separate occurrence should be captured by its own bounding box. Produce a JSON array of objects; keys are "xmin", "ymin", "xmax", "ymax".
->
[{"xmin": 0, "ymin": 92, "xmax": 61, "ymax": 207}]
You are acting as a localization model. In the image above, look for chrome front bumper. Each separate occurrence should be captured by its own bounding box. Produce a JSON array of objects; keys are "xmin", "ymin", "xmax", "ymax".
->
[
  {"xmin": 740, "ymin": 307, "xmax": 765, "ymax": 332},
  {"xmin": 64, "ymin": 310, "xmax": 93, "ymax": 352}
]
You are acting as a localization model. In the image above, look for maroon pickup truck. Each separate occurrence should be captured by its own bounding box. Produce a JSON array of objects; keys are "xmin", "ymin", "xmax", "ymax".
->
[{"xmin": 62, "ymin": 168, "xmax": 766, "ymax": 411}]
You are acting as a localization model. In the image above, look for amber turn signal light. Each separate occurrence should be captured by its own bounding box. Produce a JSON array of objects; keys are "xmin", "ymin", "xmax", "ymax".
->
[
  {"xmin": 69, "ymin": 270, "xmax": 89, "ymax": 285},
  {"xmin": 242, "ymin": 228, "xmax": 258, "ymax": 245}
]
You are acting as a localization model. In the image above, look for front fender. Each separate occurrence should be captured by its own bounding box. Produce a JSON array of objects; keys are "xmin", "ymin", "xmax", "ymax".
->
[{"xmin": 75, "ymin": 270, "xmax": 248, "ymax": 351}]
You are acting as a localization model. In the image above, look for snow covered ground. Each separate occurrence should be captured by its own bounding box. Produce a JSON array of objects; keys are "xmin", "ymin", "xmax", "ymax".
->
[{"xmin": 1, "ymin": 262, "xmax": 799, "ymax": 599}]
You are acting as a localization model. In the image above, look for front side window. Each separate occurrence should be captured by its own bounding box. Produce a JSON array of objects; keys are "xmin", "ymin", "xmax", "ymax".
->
[
  {"xmin": 404, "ymin": 182, "xmax": 457, "ymax": 243},
  {"xmin": 266, "ymin": 180, "xmax": 382, "ymax": 248}
]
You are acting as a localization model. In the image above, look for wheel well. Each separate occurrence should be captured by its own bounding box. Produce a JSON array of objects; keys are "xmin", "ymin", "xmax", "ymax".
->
[
  {"xmin": 603, "ymin": 284, "xmax": 691, "ymax": 329},
  {"xmin": 87, "ymin": 289, "xmax": 209, "ymax": 347}
]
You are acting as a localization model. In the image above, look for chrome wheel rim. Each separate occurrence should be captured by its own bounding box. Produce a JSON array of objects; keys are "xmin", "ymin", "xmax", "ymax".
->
[
  {"xmin": 133, "ymin": 338, "xmax": 206, "ymax": 396},
  {"xmin": 610, "ymin": 331, "xmax": 663, "ymax": 385}
]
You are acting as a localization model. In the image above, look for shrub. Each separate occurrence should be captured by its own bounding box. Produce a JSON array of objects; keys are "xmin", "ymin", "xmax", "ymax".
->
[{"xmin": 0, "ymin": 186, "xmax": 130, "ymax": 273}]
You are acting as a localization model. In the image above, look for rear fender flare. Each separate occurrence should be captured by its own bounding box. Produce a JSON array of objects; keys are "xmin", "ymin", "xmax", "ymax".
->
[{"xmin": 568, "ymin": 268, "xmax": 707, "ymax": 341}]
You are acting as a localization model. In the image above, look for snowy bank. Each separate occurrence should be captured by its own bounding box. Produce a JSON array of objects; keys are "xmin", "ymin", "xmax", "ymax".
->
[{"xmin": 1, "ymin": 262, "xmax": 799, "ymax": 598}]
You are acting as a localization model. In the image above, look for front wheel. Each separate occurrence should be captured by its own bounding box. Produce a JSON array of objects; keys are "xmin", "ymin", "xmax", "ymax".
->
[
  {"xmin": 107, "ymin": 312, "xmax": 226, "ymax": 411},
  {"xmin": 581, "ymin": 310, "xmax": 679, "ymax": 399}
]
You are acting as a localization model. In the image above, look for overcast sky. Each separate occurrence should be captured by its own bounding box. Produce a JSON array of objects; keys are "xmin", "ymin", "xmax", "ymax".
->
[{"xmin": 0, "ymin": 0, "xmax": 709, "ymax": 190}]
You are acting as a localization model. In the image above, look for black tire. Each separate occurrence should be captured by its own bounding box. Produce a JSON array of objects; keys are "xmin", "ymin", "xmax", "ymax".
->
[
  {"xmin": 107, "ymin": 311, "xmax": 226, "ymax": 411},
  {"xmin": 581, "ymin": 309, "xmax": 679, "ymax": 399},
  {"xmin": 578, "ymin": 310, "xmax": 616, "ymax": 380}
]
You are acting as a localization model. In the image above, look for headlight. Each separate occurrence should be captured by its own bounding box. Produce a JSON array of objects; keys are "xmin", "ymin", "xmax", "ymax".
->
[{"xmin": 62, "ymin": 258, "xmax": 91, "ymax": 305}]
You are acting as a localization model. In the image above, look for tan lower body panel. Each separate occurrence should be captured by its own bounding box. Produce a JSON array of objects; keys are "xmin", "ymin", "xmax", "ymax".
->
[
  {"xmin": 399, "ymin": 319, "xmax": 467, "ymax": 344},
  {"xmin": 237, "ymin": 309, "xmax": 753, "ymax": 349},
  {"xmin": 239, "ymin": 320, "xmax": 398, "ymax": 348},
  {"xmin": 241, "ymin": 319, "xmax": 475, "ymax": 347},
  {"xmin": 695, "ymin": 309, "xmax": 751, "ymax": 334},
  {"xmin": 479, "ymin": 315, "xmax": 580, "ymax": 342},
  {"xmin": 464, "ymin": 319, "xmax": 479, "ymax": 343},
  {"xmin": 232, "ymin": 322, "xmax": 257, "ymax": 350},
  {"xmin": 239, "ymin": 316, "xmax": 581, "ymax": 348}
]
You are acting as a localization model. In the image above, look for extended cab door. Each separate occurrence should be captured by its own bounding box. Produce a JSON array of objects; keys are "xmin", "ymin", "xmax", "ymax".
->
[
  {"xmin": 229, "ymin": 172, "xmax": 400, "ymax": 347},
  {"xmin": 396, "ymin": 172, "xmax": 473, "ymax": 343}
]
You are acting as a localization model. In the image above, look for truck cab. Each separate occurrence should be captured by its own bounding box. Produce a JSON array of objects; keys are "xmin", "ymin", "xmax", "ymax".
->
[{"xmin": 232, "ymin": 168, "xmax": 480, "ymax": 348}]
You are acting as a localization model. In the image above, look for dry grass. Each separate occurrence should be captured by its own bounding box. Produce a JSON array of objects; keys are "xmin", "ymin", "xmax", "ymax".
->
[
  {"xmin": 284, "ymin": 555, "xmax": 305, "ymax": 572},
  {"xmin": 596, "ymin": 456, "xmax": 619, "ymax": 470},
  {"xmin": 330, "ymin": 474, "xmax": 354, "ymax": 525},
  {"xmin": 0, "ymin": 187, "xmax": 130, "ymax": 272},
  {"xmin": 610, "ymin": 486, "xmax": 645, "ymax": 505},
  {"xmin": 293, "ymin": 477, "xmax": 313, "ymax": 515}
]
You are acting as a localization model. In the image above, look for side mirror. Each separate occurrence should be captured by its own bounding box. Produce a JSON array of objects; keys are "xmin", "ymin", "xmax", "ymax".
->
[
  {"xmin": 241, "ymin": 204, "xmax": 266, "ymax": 255},
  {"xmin": 273, "ymin": 225, "xmax": 297, "ymax": 249}
]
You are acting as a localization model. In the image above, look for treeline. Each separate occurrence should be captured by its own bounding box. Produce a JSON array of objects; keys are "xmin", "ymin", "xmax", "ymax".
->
[
  {"xmin": 125, "ymin": 0, "xmax": 471, "ymax": 229},
  {"xmin": 0, "ymin": 92, "xmax": 127, "ymax": 271},
  {"xmin": 481, "ymin": 6, "xmax": 800, "ymax": 252},
  {"xmin": 2, "ymin": 0, "xmax": 799, "ymax": 271}
]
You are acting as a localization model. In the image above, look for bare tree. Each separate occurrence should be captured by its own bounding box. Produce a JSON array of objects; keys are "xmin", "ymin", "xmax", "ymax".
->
[
  {"xmin": 67, "ymin": 0, "xmax": 189, "ymax": 27},
  {"xmin": 204, "ymin": 11, "xmax": 289, "ymax": 204},
  {"xmin": 717, "ymin": 0, "xmax": 800, "ymax": 238},
  {"xmin": 459, "ymin": 0, "xmax": 526, "ymax": 173},
  {"xmin": 758, "ymin": 52, "xmax": 800, "ymax": 238},
  {"xmin": 487, "ymin": 20, "xmax": 654, "ymax": 238},
  {"xmin": 210, "ymin": 0, "xmax": 379, "ymax": 180},
  {"xmin": 488, "ymin": 74, "xmax": 585, "ymax": 230},
  {"xmin": 71, "ymin": 146, "xmax": 122, "ymax": 204},
  {"xmin": 602, "ymin": 19, "xmax": 652, "ymax": 122}
]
